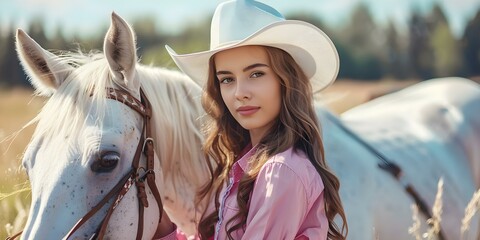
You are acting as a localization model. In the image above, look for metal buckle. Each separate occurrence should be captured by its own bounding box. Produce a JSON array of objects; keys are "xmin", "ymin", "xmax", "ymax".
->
[
  {"xmin": 142, "ymin": 137, "xmax": 154, "ymax": 152},
  {"xmin": 138, "ymin": 169, "xmax": 155, "ymax": 182}
]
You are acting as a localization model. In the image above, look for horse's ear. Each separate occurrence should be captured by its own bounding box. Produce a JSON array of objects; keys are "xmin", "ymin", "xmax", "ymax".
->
[
  {"xmin": 104, "ymin": 12, "xmax": 139, "ymax": 91},
  {"xmin": 15, "ymin": 29, "xmax": 73, "ymax": 96}
]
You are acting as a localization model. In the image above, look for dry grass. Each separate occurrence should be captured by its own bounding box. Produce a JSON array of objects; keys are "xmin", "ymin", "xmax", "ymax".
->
[
  {"xmin": 461, "ymin": 188, "xmax": 480, "ymax": 239},
  {"xmin": 427, "ymin": 178, "xmax": 444, "ymax": 238},
  {"xmin": 408, "ymin": 178, "xmax": 443, "ymax": 240},
  {"xmin": 409, "ymin": 204, "xmax": 423, "ymax": 240},
  {"xmin": 0, "ymin": 88, "xmax": 44, "ymax": 238},
  {"xmin": 320, "ymin": 79, "xmax": 418, "ymax": 114},
  {"xmin": 408, "ymin": 178, "xmax": 480, "ymax": 240}
]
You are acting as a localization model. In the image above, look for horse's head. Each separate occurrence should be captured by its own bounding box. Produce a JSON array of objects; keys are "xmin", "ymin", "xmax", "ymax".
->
[{"xmin": 15, "ymin": 12, "xmax": 207, "ymax": 239}]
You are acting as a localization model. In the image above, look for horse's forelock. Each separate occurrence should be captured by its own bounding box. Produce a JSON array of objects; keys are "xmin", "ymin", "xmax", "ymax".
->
[
  {"xmin": 31, "ymin": 53, "xmax": 210, "ymax": 188},
  {"xmin": 31, "ymin": 52, "xmax": 114, "ymax": 149}
]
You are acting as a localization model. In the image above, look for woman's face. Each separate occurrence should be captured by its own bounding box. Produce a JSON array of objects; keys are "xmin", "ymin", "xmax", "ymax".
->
[{"xmin": 214, "ymin": 45, "xmax": 282, "ymax": 145}]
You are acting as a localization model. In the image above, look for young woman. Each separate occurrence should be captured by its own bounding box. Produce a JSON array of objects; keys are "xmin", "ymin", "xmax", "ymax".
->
[{"xmin": 156, "ymin": 0, "xmax": 348, "ymax": 239}]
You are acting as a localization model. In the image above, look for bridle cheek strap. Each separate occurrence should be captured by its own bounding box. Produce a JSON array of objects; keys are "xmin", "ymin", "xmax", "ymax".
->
[
  {"xmin": 141, "ymin": 88, "xmax": 164, "ymax": 223},
  {"xmin": 64, "ymin": 171, "xmax": 136, "ymax": 240},
  {"xmin": 65, "ymin": 89, "xmax": 150, "ymax": 240},
  {"xmin": 7, "ymin": 88, "xmax": 164, "ymax": 240},
  {"xmin": 81, "ymin": 88, "xmax": 163, "ymax": 240}
]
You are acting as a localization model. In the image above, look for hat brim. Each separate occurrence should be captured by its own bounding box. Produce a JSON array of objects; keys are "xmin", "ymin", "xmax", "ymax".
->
[{"xmin": 166, "ymin": 20, "xmax": 339, "ymax": 93}]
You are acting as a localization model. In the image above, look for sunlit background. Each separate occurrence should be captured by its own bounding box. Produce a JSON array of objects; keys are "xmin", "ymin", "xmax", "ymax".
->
[
  {"xmin": 1, "ymin": 0, "xmax": 480, "ymax": 237},
  {"xmin": 1, "ymin": 0, "xmax": 480, "ymax": 85}
]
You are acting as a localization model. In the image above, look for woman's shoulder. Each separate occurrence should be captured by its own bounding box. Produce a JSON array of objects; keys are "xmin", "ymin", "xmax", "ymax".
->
[
  {"xmin": 266, "ymin": 147, "xmax": 312, "ymax": 171},
  {"xmin": 262, "ymin": 147, "xmax": 324, "ymax": 192}
]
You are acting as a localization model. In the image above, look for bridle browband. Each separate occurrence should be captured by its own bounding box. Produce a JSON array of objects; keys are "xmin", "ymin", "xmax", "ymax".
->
[{"xmin": 7, "ymin": 87, "xmax": 164, "ymax": 240}]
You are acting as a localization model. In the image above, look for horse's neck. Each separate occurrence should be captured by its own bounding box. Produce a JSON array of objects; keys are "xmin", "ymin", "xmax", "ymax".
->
[
  {"xmin": 140, "ymin": 68, "xmax": 204, "ymax": 173},
  {"xmin": 314, "ymin": 105, "xmax": 366, "ymax": 166},
  {"xmin": 139, "ymin": 67, "xmax": 212, "ymax": 234},
  {"xmin": 315, "ymin": 104, "xmax": 352, "ymax": 141}
]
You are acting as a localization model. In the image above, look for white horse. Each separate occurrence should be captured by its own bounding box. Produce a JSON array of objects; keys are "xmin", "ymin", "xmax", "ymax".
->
[
  {"xmin": 14, "ymin": 13, "xmax": 480, "ymax": 239},
  {"xmin": 323, "ymin": 77, "xmax": 480, "ymax": 239},
  {"xmin": 15, "ymin": 13, "xmax": 209, "ymax": 239}
]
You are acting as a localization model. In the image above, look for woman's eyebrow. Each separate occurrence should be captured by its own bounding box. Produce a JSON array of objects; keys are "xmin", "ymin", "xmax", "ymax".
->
[
  {"xmin": 243, "ymin": 63, "xmax": 269, "ymax": 72},
  {"xmin": 216, "ymin": 70, "xmax": 231, "ymax": 75},
  {"xmin": 216, "ymin": 63, "xmax": 269, "ymax": 75}
]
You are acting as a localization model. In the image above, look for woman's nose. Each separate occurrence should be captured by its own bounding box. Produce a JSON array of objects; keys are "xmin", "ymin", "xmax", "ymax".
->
[{"xmin": 234, "ymin": 78, "xmax": 251, "ymax": 101}]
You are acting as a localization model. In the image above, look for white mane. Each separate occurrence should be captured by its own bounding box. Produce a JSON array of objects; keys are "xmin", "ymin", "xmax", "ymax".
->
[
  {"xmin": 137, "ymin": 64, "xmax": 210, "ymax": 187},
  {"xmin": 29, "ymin": 51, "xmax": 209, "ymax": 189}
]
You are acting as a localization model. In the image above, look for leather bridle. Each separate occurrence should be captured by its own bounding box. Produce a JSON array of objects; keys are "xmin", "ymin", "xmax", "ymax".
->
[{"xmin": 7, "ymin": 87, "xmax": 163, "ymax": 240}]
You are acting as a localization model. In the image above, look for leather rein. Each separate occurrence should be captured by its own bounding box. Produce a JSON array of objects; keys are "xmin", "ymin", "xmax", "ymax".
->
[{"xmin": 7, "ymin": 88, "xmax": 163, "ymax": 240}]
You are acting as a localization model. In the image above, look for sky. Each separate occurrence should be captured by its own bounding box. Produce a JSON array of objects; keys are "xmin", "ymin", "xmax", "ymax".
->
[{"xmin": 1, "ymin": 0, "xmax": 479, "ymax": 39}]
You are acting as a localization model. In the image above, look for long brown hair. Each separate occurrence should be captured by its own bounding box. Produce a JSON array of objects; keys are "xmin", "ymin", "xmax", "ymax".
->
[{"xmin": 197, "ymin": 46, "xmax": 348, "ymax": 239}]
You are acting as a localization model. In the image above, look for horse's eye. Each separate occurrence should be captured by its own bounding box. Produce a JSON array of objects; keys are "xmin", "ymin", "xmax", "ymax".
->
[{"xmin": 91, "ymin": 151, "xmax": 120, "ymax": 173}]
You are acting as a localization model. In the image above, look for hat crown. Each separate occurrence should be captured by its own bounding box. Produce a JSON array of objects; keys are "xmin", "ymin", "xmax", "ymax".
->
[
  {"xmin": 166, "ymin": 0, "xmax": 339, "ymax": 93},
  {"xmin": 210, "ymin": 0, "xmax": 285, "ymax": 48}
]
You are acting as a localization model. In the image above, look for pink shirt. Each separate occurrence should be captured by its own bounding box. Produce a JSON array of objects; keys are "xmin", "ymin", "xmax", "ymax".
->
[{"xmin": 159, "ymin": 146, "xmax": 328, "ymax": 239}]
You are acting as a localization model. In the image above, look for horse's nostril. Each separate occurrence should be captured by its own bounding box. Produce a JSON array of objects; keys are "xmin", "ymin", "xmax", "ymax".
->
[{"xmin": 90, "ymin": 151, "xmax": 120, "ymax": 173}]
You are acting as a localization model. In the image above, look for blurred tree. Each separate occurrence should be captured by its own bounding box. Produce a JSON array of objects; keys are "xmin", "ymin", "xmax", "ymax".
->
[
  {"xmin": 142, "ymin": 16, "xmax": 210, "ymax": 68},
  {"xmin": 286, "ymin": 12, "xmax": 329, "ymax": 33},
  {"xmin": 462, "ymin": 9, "xmax": 480, "ymax": 77},
  {"xmin": 339, "ymin": 3, "xmax": 383, "ymax": 80},
  {"xmin": 157, "ymin": 16, "xmax": 210, "ymax": 68},
  {"xmin": 70, "ymin": 26, "xmax": 104, "ymax": 54},
  {"xmin": 286, "ymin": 12, "xmax": 357, "ymax": 80},
  {"xmin": 286, "ymin": 12, "xmax": 358, "ymax": 81},
  {"xmin": 0, "ymin": 27, "xmax": 8, "ymax": 86},
  {"xmin": 343, "ymin": 4, "xmax": 377, "ymax": 53},
  {"xmin": 336, "ymin": 41, "xmax": 356, "ymax": 80},
  {"xmin": 27, "ymin": 17, "xmax": 49, "ymax": 49},
  {"xmin": 1, "ymin": 26, "xmax": 29, "ymax": 88},
  {"xmin": 384, "ymin": 20, "xmax": 409, "ymax": 79},
  {"xmin": 2, "ymin": 4, "xmax": 480, "ymax": 87},
  {"xmin": 429, "ymin": 4, "xmax": 462, "ymax": 77},
  {"xmin": 132, "ymin": 16, "xmax": 165, "ymax": 59},
  {"xmin": 408, "ymin": 9, "xmax": 434, "ymax": 79},
  {"xmin": 50, "ymin": 26, "xmax": 68, "ymax": 50}
]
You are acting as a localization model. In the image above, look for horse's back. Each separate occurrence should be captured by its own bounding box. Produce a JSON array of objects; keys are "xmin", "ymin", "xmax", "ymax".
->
[
  {"xmin": 343, "ymin": 77, "xmax": 480, "ymax": 119},
  {"xmin": 343, "ymin": 77, "xmax": 480, "ymax": 186},
  {"xmin": 340, "ymin": 77, "xmax": 480, "ymax": 239}
]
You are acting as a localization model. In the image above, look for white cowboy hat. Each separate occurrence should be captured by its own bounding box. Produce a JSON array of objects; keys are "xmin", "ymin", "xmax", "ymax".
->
[{"xmin": 166, "ymin": 0, "xmax": 339, "ymax": 92}]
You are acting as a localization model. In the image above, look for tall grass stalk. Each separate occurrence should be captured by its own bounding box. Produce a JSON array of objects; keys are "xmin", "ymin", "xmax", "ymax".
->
[
  {"xmin": 409, "ymin": 204, "xmax": 423, "ymax": 240},
  {"xmin": 425, "ymin": 178, "xmax": 444, "ymax": 239},
  {"xmin": 461, "ymin": 188, "xmax": 480, "ymax": 239}
]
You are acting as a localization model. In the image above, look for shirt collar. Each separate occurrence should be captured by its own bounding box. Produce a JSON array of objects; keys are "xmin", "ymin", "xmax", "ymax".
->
[{"xmin": 235, "ymin": 143, "xmax": 256, "ymax": 173}]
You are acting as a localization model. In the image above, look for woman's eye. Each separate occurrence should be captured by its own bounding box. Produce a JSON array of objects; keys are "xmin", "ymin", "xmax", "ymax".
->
[
  {"xmin": 250, "ymin": 71, "xmax": 264, "ymax": 78},
  {"xmin": 220, "ymin": 77, "xmax": 234, "ymax": 84}
]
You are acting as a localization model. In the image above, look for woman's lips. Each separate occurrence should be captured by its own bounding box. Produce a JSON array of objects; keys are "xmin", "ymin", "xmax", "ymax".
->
[{"xmin": 236, "ymin": 106, "xmax": 260, "ymax": 116}]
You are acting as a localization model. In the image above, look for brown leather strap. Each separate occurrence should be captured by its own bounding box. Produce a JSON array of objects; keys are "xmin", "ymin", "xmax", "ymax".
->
[
  {"xmin": 96, "ymin": 174, "xmax": 136, "ymax": 239},
  {"xmin": 136, "ymin": 193, "xmax": 145, "ymax": 240},
  {"xmin": 141, "ymin": 89, "xmax": 164, "ymax": 222},
  {"xmin": 64, "ymin": 171, "xmax": 134, "ymax": 239},
  {"xmin": 106, "ymin": 88, "xmax": 148, "ymax": 117},
  {"xmin": 8, "ymin": 88, "xmax": 164, "ymax": 240},
  {"xmin": 5, "ymin": 231, "xmax": 22, "ymax": 240},
  {"xmin": 65, "ymin": 120, "xmax": 146, "ymax": 239}
]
